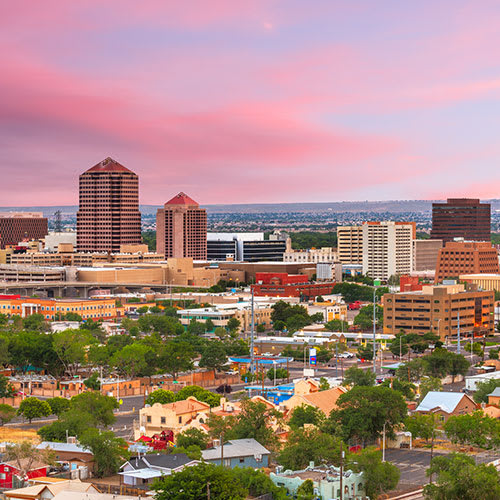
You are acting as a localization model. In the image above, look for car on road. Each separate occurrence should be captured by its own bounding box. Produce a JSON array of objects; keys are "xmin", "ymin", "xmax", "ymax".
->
[{"xmin": 339, "ymin": 352, "xmax": 355, "ymax": 359}]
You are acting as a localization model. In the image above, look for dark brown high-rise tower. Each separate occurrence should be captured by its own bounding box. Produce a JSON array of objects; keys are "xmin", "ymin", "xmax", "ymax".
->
[
  {"xmin": 76, "ymin": 157, "xmax": 141, "ymax": 252},
  {"xmin": 431, "ymin": 198, "xmax": 490, "ymax": 243},
  {"xmin": 156, "ymin": 193, "xmax": 207, "ymax": 259}
]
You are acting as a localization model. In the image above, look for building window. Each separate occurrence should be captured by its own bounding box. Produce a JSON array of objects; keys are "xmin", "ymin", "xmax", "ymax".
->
[
  {"xmin": 146, "ymin": 416, "xmax": 151, "ymax": 423},
  {"xmin": 178, "ymin": 416, "xmax": 182, "ymax": 424},
  {"xmin": 161, "ymin": 417, "xmax": 166, "ymax": 424},
  {"xmin": 0, "ymin": 473, "xmax": 5, "ymax": 480}
]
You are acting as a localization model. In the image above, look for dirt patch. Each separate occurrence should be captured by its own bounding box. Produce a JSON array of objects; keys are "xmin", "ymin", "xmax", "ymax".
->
[{"xmin": 0, "ymin": 427, "xmax": 40, "ymax": 443}]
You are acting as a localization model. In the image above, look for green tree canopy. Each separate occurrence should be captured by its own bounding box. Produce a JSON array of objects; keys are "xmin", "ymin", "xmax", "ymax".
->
[
  {"xmin": 424, "ymin": 453, "xmax": 500, "ymax": 500},
  {"xmin": 79, "ymin": 428, "xmax": 129, "ymax": 478},
  {"xmin": 343, "ymin": 366, "xmax": 376, "ymax": 387},
  {"xmin": 444, "ymin": 411, "xmax": 500, "ymax": 450},
  {"xmin": 17, "ymin": 397, "xmax": 51, "ymax": 423},
  {"xmin": 175, "ymin": 428, "xmax": 209, "ymax": 450},
  {"xmin": 158, "ymin": 341, "xmax": 194, "ymax": 380},
  {"xmin": 146, "ymin": 389, "xmax": 176, "ymax": 406},
  {"xmin": 199, "ymin": 341, "xmax": 228, "ymax": 373},
  {"xmin": 0, "ymin": 404, "xmax": 16, "ymax": 425},
  {"xmin": 288, "ymin": 405, "xmax": 325, "ymax": 430},
  {"xmin": 47, "ymin": 397, "xmax": 71, "ymax": 417},
  {"xmin": 473, "ymin": 378, "xmax": 500, "ymax": 404}
]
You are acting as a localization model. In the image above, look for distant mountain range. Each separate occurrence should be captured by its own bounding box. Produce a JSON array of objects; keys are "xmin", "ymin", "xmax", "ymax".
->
[{"xmin": 1, "ymin": 199, "xmax": 500, "ymax": 216}]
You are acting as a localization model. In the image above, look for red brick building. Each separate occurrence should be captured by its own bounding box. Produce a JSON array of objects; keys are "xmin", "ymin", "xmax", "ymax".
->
[
  {"xmin": 76, "ymin": 157, "xmax": 141, "ymax": 253},
  {"xmin": 431, "ymin": 198, "xmax": 490, "ymax": 243},
  {"xmin": 399, "ymin": 275, "xmax": 423, "ymax": 292},
  {"xmin": 0, "ymin": 213, "xmax": 48, "ymax": 249},
  {"xmin": 435, "ymin": 241, "xmax": 499, "ymax": 283},
  {"xmin": 252, "ymin": 272, "xmax": 335, "ymax": 299},
  {"xmin": 156, "ymin": 193, "xmax": 207, "ymax": 260}
]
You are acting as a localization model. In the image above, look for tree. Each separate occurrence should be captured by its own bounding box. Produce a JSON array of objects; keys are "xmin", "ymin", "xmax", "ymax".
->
[
  {"xmin": 110, "ymin": 343, "xmax": 151, "ymax": 378},
  {"xmin": 84, "ymin": 372, "xmax": 101, "ymax": 391},
  {"xmin": 418, "ymin": 376, "xmax": 442, "ymax": 399},
  {"xmin": 266, "ymin": 367, "xmax": 288, "ymax": 382},
  {"xmin": 444, "ymin": 411, "xmax": 500, "ymax": 450},
  {"xmin": 0, "ymin": 374, "xmax": 14, "ymax": 397},
  {"xmin": 4, "ymin": 442, "xmax": 55, "ymax": 483},
  {"xmin": 227, "ymin": 318, "xmax": 241, "ymax": 333},
  {"xmin": 175, "ymin": 386, "xmax": 221, "ymax": 407},
  {"xmin": 38, "ymin": 410, "xmax": 94, "ymax": 441},
  {"xmin": 473, "ymin": 378, "xmax": 500, "ymax": 404},
  {"xmin": 47, "ymin": 397, "xmax": 70, "ymax": 418},
  {"xmin": 22, "ymin": 313, "xmax": 47, "ymax": 332},
  {"xmin": 288, "ymin": 405, "xmax": 325, "ymax": 430},
  {"xmin": 17, "ymin": 397, "xmax": 51, "ymax": 423},
  {"xmin": 232, "ymin": 467, "xmax": 287, "ymax": 499},
  {"xmin": 256, "ymin": 323, "xmax": 266, "ymax": 333},
  {"xmin": 70, "ymin": 392, "xmax": 118, "ymax": 427},
  {"xmin": 79, "ymin": 428, "xmax": 129, "ymax": 478},
  {"xmin": 357, "ymin": 343, "xmax": 375, "ymax": 361},
  {"xmin": 343, "ymin": 366, "xmax": 376, "ymax": 387},
  {"xmin": 347, "ymin": 447, "xmax": 400, "ymax": 500},
  {"xmin": 489, "ymin": 348, "xmax": 499, "ymax": 360},
  {"xmin": 329, "ymin": 386, "xmax": 407, "ymax": 446},
  {"xmin": 324, "ymin": 319, "xmax": 349, "ymax": 332},
  {"xmin": 232, "ymin": 399, "xmax": 282, "ymax": 450},
  {"xmin": 296, "ymin": 479, "xmax": 315, "ymax": 500},
  {"xmin": 319, "ymin": 377, "xmax": 330, "ymax": 391},
  {"xmin": 199, "ymin": 341, "xmax": 228, "ymax": 374},
  {"xmin": 424, "ymin": 453, "xmax": 500, "ymax": 500},
  {"xmin": 405, "ymin": 413, "xmax": 440, "ymax": 469},
  {"xmin": 158, "ymin": 341, "xmax": 194, "ymax": 380},
  {"xmin": 354, "ymin": 305, "xmax": 383, "ymax": 330},
  {"xmin": 464, "ymin": 341, "xmax": 483, "ymax": 357},
  {"xmin": 380, "ymin": 378, "xmax": 416, "ymax": 400},
  {"xmin": 153, "ymin": 463, "xmax": 248, "ymax": 500},
  {"xmin": 278, "ymin": 428, "xmax": 342, "ymax": 470},
  {"xmin": 204, "ymin": 318, "xmax": 215, "ymax": 332},
  {"xmin": 175, "ymin": 428, "xmax": 209, "ymax": 449},
  {"xmin": 52, "ymin": 329, "xmax": 93, "ymax": 377},
  {"xmin": 0, "ymin": 404, "xmax": 16, "ymax": 425},
  {"xmin": 396, "ymin": 358, "xmax": 426, "ymax": 383},
  {"xmin": 389, "ymin": 334, "xmax": 409, "ymax": 358},
  {"xmin": 146, "ymin": 389, "xmax": 176, "ymax": 406}
]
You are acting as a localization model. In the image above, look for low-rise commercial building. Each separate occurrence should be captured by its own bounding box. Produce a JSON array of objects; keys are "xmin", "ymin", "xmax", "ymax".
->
[
  {"xmin": 415, "ymin": 391, "xmax": 477, "ymax": 422},
  {"xmin": 0, "ymin": 265, "xmax": 66, "ymax": 282},
  {"xmin": 0, "ymin": 212, "xmax": 48, "ymax": 249},
  {"xmin": 435, "ymin": 240, "xmax": 499, "ymax": 283},
  {"xmin": 0, "ymin": 296, "xmax": 116, "ymax": 320},
  {"xmin": 284, "ymin": 247, "xmax": 337, "ymax": 263},
  {"xmin": 251, "ymin": 272, "xmax": 335, "ymax": 299},
  {"xmin": 460, "ymin": 273, "xmax": 500, "ymax": 292},
  {"xmin": 383, "ymin": 283, "xmax": 494, "ymax": 340}
]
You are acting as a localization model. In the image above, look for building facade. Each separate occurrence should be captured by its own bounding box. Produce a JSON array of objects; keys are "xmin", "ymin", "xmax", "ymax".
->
[
  {"xmin": 337, "ymin": 226, "xmax": 363, "ymax": 265},
  {"xmin": 362, "ymin": 222, "xmax": 415, "ymax": 280},
  {"xmin": 0, "ymin": 296, "xmax": 116, "ymax": 320},
  {"xmin": 284, "ymin": 247, "xmax": 337, "ymax": 263},
  {"xmin": 251, "ymin": 273, "xmax": 336, "ymax": 299},
  {"xmin": 157, "ymin": 193, "xmax": 207, "ymax": 260},
  {"xmin": 431, "ymin": 198, "xmax": 491, "ymax": 243},
  {"xmin": 0, "ymin": 212, "xmax": 48, "ymax": 249},
  {"xmin": 76, "ymin": 157, "xmax": 141, "ymax": 253},
  {"xmin": 207, "ymin": 233, "xmax": 287, "ymax": 262},
  {"xmin": 383, "ymin": 284, "xmax": 494, "ymax": 340},
  {"xmin": 435, "ymin": 241, "xmax": 499, "ymax": 283},
  {"xmin": 412, "ymin": 239, "xmax": 443, "ymax": 271}
]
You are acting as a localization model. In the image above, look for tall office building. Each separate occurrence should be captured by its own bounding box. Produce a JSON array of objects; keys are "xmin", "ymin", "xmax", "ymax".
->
[
  {"xmin": 76, "ymin": 157, "xmax": 141, "ymax": 253},
  {"xmin": 156, "ymin": 193, "xmax": 207, "ymax": 259},
  {"xmin": 0, "ymin": 212, "xmax": 48, "ymax": 249},
  {"xmin": 362, "ymin": 221, "xmax": 415, "ymax": 280},
  {"xmin": 337, "ymin": 226, "xmax": 363, "ymax": 264},
  {"xmin": 431, "ymin": 198, "xmax": 490, "ymax": 243}
]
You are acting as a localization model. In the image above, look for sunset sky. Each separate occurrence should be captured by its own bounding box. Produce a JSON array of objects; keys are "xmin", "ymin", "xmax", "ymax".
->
[{"xmin": 2, "ymin": 1, "xmax": 500, "ymax": 205}]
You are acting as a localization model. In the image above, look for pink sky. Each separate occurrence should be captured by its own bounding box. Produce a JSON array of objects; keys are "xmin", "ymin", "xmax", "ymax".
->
[{"xmin": 2, "ymin": 1, "xmax": 500, "ymax": 205}]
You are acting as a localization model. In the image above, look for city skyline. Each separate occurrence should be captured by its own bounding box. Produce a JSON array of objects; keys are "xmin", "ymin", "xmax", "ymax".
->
[{"xmin": 3, "ymin": 2, "xmax": 500, "ymax": 205}]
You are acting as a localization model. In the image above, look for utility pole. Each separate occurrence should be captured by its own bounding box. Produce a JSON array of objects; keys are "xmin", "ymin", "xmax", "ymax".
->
[
  {"xmin": 250, "ymin": 288, "xmax": 255, "ymax": 374},
  {"xmin": 339, "ymin": 446, "xmax": 344, "ymax": 500},
  {"xmin": 457, "ymin": 311, "xmax": 461, "ymax": 354},
  {"xmin": 220, "ymin": 432, "xmax": 224, "ymax": 467},
  {"xmin": 382, "ymin": 421, "xmax": 387, "ymax": 462},
  {"xmin": 335, "ymin": 342, "xmax": 338, "ymax": 378}
]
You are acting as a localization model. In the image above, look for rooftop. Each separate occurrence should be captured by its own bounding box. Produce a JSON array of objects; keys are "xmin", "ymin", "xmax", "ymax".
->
[
  {"xmin": 165, "ymin": 192, "xmax": 199, "ymax": 206},
  {"xmin": 85, "ymin": 157, "xmax": 134, "ymax": 174},
  {"xmin": 416, "ymin": 391, "xmax": 468, "ymax": 413},
  {"xmin": 202, "ymin": 438, "xmax": 270, "ymax": 460},
  {"xmin": 487, "ymin": 387, "xmax": 500, "ymax": 397}
]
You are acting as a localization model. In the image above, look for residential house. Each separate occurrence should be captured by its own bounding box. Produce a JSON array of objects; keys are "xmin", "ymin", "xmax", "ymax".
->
[
  {"xmin": 487, "ymin": 387, "xmax": 500, "ymax": 407},
  {"xmin": 415, "ymin": 391, "xmax": 477, "ymax": 422},
  {"xmin": 283, "ymin": 386, "xmax": 348, "ymax": 416},
  {"xmin": 4, "ymin": 479, "xmax": 97, "ymax": 500},
  {"xmin": 119, "ymin": 453, "xmax": 199, "ymax": 487},
  {"xmin": 201, "ymin": 439, "xmax": 271, "ymax": 469},
  {"xmin": 270, "ymin": 463, "xmax": 365, "ymax": 499},
  {"xmin": 135, "ymin": 397, "xmax": 211, "ymax": 440},
  {"xmin": 37, "ymin": 442, "xmax": 94, "ymax": 473},
  {"xmin": 0, "ymin": 459, "xmax": 49, "ymax": 489}
]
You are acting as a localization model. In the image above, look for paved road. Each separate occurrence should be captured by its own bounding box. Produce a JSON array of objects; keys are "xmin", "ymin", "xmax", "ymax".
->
[{"xmin": 385, "ymin": 448, "xmax": 499, "ymax": 487}]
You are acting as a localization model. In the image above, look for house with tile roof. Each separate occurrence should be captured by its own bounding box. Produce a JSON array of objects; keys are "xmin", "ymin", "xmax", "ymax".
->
[
  {"xmin": 283, "ymin": 386, "xmax": 348, "ymax": 416},
  {"xmin": 415, "ymin": 391, "xmax": 477, "ymax": 422}
]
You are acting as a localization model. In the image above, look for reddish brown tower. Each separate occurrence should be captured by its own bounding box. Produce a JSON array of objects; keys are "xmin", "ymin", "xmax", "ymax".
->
[
  {"xmin": 156, "ymin": 193, "xmax": 207, "ymax": 259},
  {"xmin": 76, "ymin": 157, "xmax": 141, "ymax": 252}
]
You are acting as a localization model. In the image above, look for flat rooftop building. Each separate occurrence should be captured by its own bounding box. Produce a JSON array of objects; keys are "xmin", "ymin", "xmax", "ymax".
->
[
  {"xmin": 0, "ymin": 212, "xmax": 48, "ymax": 249},
  {"xmin": 431, "ymin": 198, "xmax": 490, "ymax": 243}
]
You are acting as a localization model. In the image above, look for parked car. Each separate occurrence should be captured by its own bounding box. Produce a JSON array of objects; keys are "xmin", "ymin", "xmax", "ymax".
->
[{"xmin": 339, "ymin": 352, "xmax": 354, "ymax": 359}]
